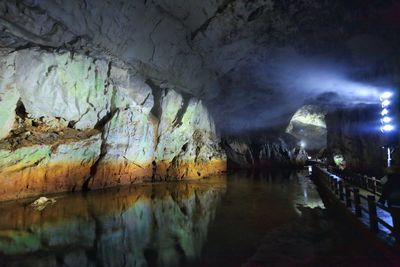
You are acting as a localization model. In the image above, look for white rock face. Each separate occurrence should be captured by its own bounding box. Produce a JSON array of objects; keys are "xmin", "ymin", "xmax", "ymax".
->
[
  {"xmin": 0, "ymin": 48, "xmax": 226, "ymax": 200},
  {"xmin": 155, "ymin": 89, "xmax": 226, "ymax": 179},
  {"xmin": 15, "ymin": 49, "xmax": 113, "ymax": 130},
  {"xmin": 0, "ymin": 50, "xmax": 18, "ymax": 139},
  {"xmin": 0, "ymin": 0, "xmax": 219, "ymax": 96},
  {"xmin": 89, "ymin": 108, "xmax": 157, "ymax": 189}
]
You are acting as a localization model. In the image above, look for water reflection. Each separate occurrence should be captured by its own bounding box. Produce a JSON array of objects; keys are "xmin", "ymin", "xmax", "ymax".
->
[
  {"xmin": 0, "ymin": 177, "xmax": 227, "ymax": 267},
  {"xmin": 0, "ymin": 170, "xmax": 330, "ymax": 267}
]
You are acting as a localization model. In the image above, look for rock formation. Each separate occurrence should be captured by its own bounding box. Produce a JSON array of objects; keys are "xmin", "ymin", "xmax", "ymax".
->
[
  {"xmin": 0, "ymin": 49, "xmax": 226, "ymax": 201},
  {"xmin": 325, "ymin": 104, "xmax": 385, "ymax": 176},
  {"xmin": 286, "ymin": 105, "xmax": 327, "ymax": 151},
  {"xmin": 223, "ymin": 133, "xmax": 308, "ymax": 169}
]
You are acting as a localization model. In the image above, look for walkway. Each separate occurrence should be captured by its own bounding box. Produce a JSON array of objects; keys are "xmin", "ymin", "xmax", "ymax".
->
[{"xmin": 317, "ymin": 166, "xmax": 396, "ymax": 245}]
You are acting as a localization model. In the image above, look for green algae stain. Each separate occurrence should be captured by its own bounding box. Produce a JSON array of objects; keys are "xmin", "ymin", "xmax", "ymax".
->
[
  {"xmin": 0, "ymin": 146, "xmax": 51, "ymax": 170},
  {"xmin": 0, "ymin": 231, "xmax": 41, "ymax": 255}
]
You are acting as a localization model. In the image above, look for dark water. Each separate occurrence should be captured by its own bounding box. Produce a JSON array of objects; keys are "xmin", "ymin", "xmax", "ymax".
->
[{"xmin": 0, "ymin": 169, "xmax": 394, "ymax": 267}]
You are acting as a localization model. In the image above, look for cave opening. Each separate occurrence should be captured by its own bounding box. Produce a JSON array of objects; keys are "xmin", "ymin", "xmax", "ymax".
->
[{"xmin": 0, "ymin": 1, "xmax": 400, "ymax": 266}]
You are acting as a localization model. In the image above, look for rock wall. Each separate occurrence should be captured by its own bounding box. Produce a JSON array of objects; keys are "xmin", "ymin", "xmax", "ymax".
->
[
  {"xmin": 326, "ymin": 104, "xmax": 385, "ymax": 176},
  {"xmin": 223, "ymin": 134, "xmax": 307, "ymax": 169},
  {"xmin": 0, "ymin": 49, "xmax": 226, "ymax": 201}
]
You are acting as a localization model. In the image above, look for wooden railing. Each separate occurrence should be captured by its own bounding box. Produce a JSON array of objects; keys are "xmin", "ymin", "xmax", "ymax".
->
[
  {"xmin": 315, "ymin": 167, "xmax": 396, "ymax": 238},
  {"xmin": 326, "ymin": 166, "xmax": 383, "ymax": 196}
]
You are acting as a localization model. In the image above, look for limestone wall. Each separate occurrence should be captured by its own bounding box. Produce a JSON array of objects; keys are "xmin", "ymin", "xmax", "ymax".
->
[{"xmin": 0, "ymin": 49, "xmax": 226, "ymax": 201}]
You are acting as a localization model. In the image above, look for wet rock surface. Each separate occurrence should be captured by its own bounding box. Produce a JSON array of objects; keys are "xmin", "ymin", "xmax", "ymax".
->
[{"xmin": 0, "ymin": 49, "xmax": 226, "ymax": 201}]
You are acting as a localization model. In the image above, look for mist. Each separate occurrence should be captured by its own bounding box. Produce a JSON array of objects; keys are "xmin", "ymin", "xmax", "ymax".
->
[{"xmin": 209, "ymin": 46, "xmax": 395, "ymax": 135}]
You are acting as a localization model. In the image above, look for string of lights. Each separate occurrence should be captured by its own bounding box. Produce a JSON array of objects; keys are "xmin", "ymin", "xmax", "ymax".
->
[{"xmin": 380, "ymin": 91, "xmax": 395, "ymax": 167}]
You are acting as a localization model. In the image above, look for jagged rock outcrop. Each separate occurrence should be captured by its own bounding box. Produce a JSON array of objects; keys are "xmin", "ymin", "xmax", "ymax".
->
[
  {"xmin": 0, "ymin": 177, "xmax": 227, "ymax": 266},
  {"xmin": 286, "ymin": 105, "xmax": 327, "ymax": 151},
  {"xmin": 154, "ymin": 89, "xmax": 226, "ymax": 180},
  {"xmin": 0, "ymin": 49, "xmax": 226, "ymax": 201},
  {"xmin": 326, "ymin": 104, "xmax": 385, "ymax": 176},
  {"xmin": 223, "ymin": 134, "xmax": 307, "ymax": 169}
]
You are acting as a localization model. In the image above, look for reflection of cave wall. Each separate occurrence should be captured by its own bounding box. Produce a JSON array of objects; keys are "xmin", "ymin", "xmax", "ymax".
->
[
  {"xmin": 326, "ymin": 104, "xmax": 385, "ymax": 176},
  {"xmin": 0, "ymin": 178, "xmax": 226, "ymax": 267}
]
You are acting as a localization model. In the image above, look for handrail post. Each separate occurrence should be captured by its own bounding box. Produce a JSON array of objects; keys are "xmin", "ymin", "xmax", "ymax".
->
[
  {"xmin": 391, "ymin": 209, "xmax": 400, "ymax": 243},
  {"xmin": 367, "ymin": 195, "xmax": 378, "ymax": 232},
  {"xmin": 330, "ymin": 176, "xmax": 336, "ymax": 191},
  {"xmin": 334, "ymin": 179, "xmax": 339, "ymax": 195},
  {"xmin": 372, "ymin": 178, "xmax": 376, "ymax": 195},
  {"xmin": 338, "ymin": 181, "xmax": 344, "ymax": 201},
  {"xmin": 345, "ymin": 185, "xmax": 352, "ymax": 207},
  {"xmin": 353, "ymin": 188, "xmax": 362, "ymax": 217}
]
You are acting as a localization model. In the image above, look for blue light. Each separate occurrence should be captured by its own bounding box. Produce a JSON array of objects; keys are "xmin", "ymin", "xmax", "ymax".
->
[
  {"xmin": 380, "ymin": 91, "xmax": 393, "ymax": 100},
  {"xmin": 381, "ymin": 124, "xmax": 394, "ymax": 132},
  {"xmin": 381, "ymin": 109, "xmax": 389, "ymax": 116},
  {"xmin": 382, "ymin": 99, "xmax": 391, "ymax": 107},
  {"xmin": 382, "ymin": 116, "xmax": 392, "ymax": 123}
]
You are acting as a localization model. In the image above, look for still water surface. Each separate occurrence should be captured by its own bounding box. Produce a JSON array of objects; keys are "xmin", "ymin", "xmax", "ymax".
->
[{"xmin": 0, "ymin": 169, "xmax": 391, "ymax": 267}]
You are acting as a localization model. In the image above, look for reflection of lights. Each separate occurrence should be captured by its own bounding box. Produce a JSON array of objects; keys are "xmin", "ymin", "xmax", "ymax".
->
[
  {"xmin": 300, "ymin": 141, "xmax": 306, "ymax": 148},
  {"xmin": 381, "ymin": 124, "xmax": 394, "ymax": 132},
  {"xmin": 380, "ymin": 91, "xmax": 393, "ymax": 99},
  {"xmin": 382, "ymin": 116, "xmax": 392, "ymax": 123},
  {"xmin": 381, "ymin": 109, "xmax": 389, "ymax": 116},
  {"xmin": 382, "ymin": 99, "xmax": 391, "ymax": 107}
]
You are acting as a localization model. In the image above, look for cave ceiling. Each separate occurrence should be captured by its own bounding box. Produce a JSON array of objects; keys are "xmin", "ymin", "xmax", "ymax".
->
[{"xmin": 1, "ymin": 0, "xmax": 399, "ymax": 133}]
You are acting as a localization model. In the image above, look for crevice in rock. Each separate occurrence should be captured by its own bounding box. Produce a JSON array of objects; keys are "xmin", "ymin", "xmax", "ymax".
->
[
  {"xmin": 190, "ymin": 0, "xmax": 236, "ymax": 40},
  {"xmin": 15, "ymin": 99, "xmax": 27, "ymax": 120},
  {"xmin": 172, "ymin": 94, "xmax": 190, "ymax": 128},
  {"xmin": 247, "ymin": 5, "xmax": 266, "ymax": 22},
  {"xmin": 83, "ymin": 109, "xmax": 119, "ymax": 191},
  {"xmin": 149, "ymin": 18, "xmax": 163, "ymax": 62},
  {"xmin": 151, "ymin": 160, "xmax": 157, "ymax": 182},
  {"xmin": 146, "ymin": 79, "xmax": 163, "ymax": 121},
  {"xmin": 123, "ymin": 156, "xmax": 144, "ymax": 169},
  {"xmin": 93, "ymin": 109, "xmax": 117, "ymax": 131}
]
